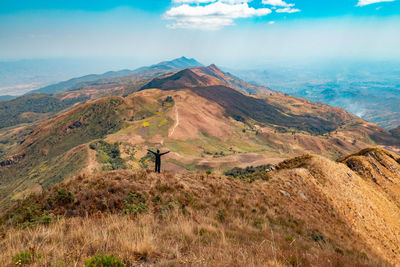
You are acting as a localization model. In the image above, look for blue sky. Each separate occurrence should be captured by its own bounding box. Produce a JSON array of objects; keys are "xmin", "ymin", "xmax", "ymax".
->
[{"xmin": 1, "ymin": 0, "xmax": 399, "ymax": 66}]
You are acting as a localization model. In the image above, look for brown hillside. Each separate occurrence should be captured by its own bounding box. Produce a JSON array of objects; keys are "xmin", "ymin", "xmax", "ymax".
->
[
  {"xmin": 1, "ymin": 148, "xmax": 400, "ymax": 266},
  {"xmin": 142, "ymin": 70, "xmax": 347, "ymax": 135}
]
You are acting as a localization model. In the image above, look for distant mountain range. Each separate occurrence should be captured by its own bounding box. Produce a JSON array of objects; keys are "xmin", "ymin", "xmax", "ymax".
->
[
  {"xmin": 0, "ymin": 95, "xmax": 15, "ymax": 102},
  {"xmin": 32, "ymin": 57, "xmax": 203, "ymax": 95},
  {"xmin": 0, "ymin": 58, "xmax": 272, "ymax": 131}
]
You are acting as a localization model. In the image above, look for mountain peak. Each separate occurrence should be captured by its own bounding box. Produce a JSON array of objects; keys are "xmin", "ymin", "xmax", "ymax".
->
[
  {"xmin": 141, "ymin": 68, "xmax": 209, "ymax": 90},
  {"xmin": 153, "ymin": 57, "xmax": 203, "ymax": 70},
  {"xmin": 208, "ymin": 63, "xmax": 219, "ymax": 70}
]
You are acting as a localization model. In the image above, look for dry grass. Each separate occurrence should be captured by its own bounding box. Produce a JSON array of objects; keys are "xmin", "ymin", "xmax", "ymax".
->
[
  {"xmin": 0, "ymin": 212, "xmax": 380, "ymax": 267},
  {"xmin": 1, "ymin": 150, "xmax": 399, "ymax": 266}
]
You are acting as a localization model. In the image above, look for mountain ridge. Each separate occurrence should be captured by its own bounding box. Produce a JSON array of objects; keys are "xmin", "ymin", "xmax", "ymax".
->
[{"xmin": 31, "ymin": 57, "xmax": 203, "ymax": 95}]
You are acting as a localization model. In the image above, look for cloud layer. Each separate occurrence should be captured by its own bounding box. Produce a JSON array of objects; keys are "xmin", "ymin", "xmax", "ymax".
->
[
  {"xmin": 275, "ymin": 7, "xmax": 300, "ymax": 13},
  {"xmin": 357, "ymin": 0, "xmax": 395, "ymax": 6},
  {"xmin": 262, "ymin": 0, "xmax": 294, "ymax": 7},
  {"xmin": 165, "ymin": 1, "xmax": 271, "ymax": 30}
]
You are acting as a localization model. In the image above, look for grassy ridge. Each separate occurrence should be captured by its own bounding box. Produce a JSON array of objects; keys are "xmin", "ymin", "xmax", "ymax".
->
[
  {"xmin": 0, "ymin": 93, "xmax": 89, "ymax": 129},
  {"xmin": 0, "ymin": 167, "xmax": 389, "ymax": 266}
]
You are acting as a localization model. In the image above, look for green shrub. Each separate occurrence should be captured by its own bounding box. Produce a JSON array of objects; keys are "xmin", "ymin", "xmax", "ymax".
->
[
  {"xmin": 123, "ymin": 192, "xmax": 148, "ymax": 215},
  {"xmin": 54, "ymin": 188, "xmax": 75, "ymax": 205},
  {"xmin": 152, "ymin": 194, "xmax": 162, "ymax": 203},
  {"xmin": 285, "ymin": 235, "xmax": 294, "ymax": 242},
  {"xmin": 6, "ymin": 196, "xmax": 54, "ymax": 228},
  {"xmin": 12, "ymin": 249, "xmax": 42, "ymax": 266},
  {"xmin": 90, "ymin": 141, "xmax": 126, "ymax": 170},
  {"xmin": 224, "ymin": 164, "xmax": 271, "ymax": 183},
  {"xmin": 162, "ymin": 96, "xmax": 174, "ymax": 107},
  {"xmin": 312, "ymin": 233, "xmax": 325, "ymax": 242},
  {"xmin": 84, "ymin": 254, "xmax": 125, "ymax": 267},
  {"xmin": 253, "ymin": 218, "xmax": 264, "ymax": 230},
  {"xmin": 217, "ymin": 209, "xmax": 225, "ymax": 222},
  {"xmin": 139, "ymin": 151, "xmax": 155, "ymax": 168}
]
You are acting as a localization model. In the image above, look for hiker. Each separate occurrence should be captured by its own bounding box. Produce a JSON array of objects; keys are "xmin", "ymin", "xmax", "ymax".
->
[{"xmin": 147, "ymin": 149, "xmax": 170, "ymax": 173}]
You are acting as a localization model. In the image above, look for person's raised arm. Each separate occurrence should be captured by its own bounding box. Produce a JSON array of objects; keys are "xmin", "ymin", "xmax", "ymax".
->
[
  {"xmin": 147, "ymin": 149, "xmax": 156, "ymax": 155},
  {"xmin": 160, "ymin": 151, "xmax": 170, "ymax": 156}
]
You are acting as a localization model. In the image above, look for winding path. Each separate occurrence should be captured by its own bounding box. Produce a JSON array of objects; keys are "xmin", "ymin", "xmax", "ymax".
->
[{"xmin": 169, "ymin": 106, "xmax": 179, "ymax": 137}]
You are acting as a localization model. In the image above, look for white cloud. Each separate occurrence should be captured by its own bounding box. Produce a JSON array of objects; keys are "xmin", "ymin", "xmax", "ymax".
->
[
  {"xmin": 269, "ymin": 21, "xmax": 275, "ymax": 24},
  {"xmin": 173, "ymin": 0, "xmax": 215, "ymax": 3},
  {"xmin": 173, "ymin": 0, "xmax": 252, "ymax": 3},
  {"xmin": 164, "ymin": 2, "xmax": 271, "ymax": 30},
  {"xmin": 275, "ymin": 7, "xmax": 300, "ymax": 13},
  {"xmin": 356, "ymin": 0, "xmax": 395, "ymax": 6},
  {"xmin": 262, "ymin": 0, "xmax": 300, "ymax": 14},
  {"xmin": 262, "ymin": 0, "xmax": 294, "ymax": 7}
]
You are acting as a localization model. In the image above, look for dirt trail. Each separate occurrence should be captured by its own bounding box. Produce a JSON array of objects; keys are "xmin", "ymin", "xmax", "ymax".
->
[
  {"xmin": 83, "ymin": 146, "xmax": 99, "ymax": 174},
  {"xmin": 169, "ymin": 106, "xmax": 179, "ymax": 137}
]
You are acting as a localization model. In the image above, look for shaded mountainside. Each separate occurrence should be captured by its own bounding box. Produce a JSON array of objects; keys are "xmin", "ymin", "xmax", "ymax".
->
[
  {"xmin": 1, "ymin": 148, "xmax": 400, "ymax": 265},
  {"xmin": 193, "ymin": 64, "xmax": 273, "ymax": 94},
  {"xmin": 391, "ymin": 126, "xmax": 400, "ymax": 138},
  {"xmin": 0, "ymin": 95, "xmax": 16, "ymax": 102}
]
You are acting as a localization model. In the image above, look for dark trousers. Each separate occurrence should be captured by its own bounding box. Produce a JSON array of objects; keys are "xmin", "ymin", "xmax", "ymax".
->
[{"xmin": 155, "ymin": 160, "xmax": 161, "ymax": 173}]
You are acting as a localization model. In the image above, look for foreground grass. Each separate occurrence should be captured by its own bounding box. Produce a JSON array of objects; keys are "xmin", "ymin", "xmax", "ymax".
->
[{"xmin": 0, "ymin": 167, "xmax": 391, "ymax": 266}]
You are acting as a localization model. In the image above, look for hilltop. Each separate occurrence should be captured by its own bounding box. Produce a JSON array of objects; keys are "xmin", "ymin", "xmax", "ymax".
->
[{"xmin": 1, "ymin": 147, "xmax": 400, "ymax": 266}]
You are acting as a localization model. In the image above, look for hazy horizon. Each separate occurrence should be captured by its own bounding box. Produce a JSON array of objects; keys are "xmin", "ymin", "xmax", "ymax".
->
[{"xmin": 1, "ymin": 0, "xmax": 400, "ymax": 66}]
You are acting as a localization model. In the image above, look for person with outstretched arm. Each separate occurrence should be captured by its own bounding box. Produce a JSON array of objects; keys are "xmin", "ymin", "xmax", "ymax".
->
[{"xmin": 147, "ymin": 149, "xmax": 170, "ymax": 173}]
